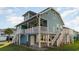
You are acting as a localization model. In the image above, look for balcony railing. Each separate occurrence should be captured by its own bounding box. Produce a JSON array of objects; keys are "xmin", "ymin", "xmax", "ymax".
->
[
  {"xmin": 16, "ymin": 26, "xmax": 48, "ymax": 34},
  {"xmin": 25, "ymin": 26, "xmax": 47, "ymax": 34}
]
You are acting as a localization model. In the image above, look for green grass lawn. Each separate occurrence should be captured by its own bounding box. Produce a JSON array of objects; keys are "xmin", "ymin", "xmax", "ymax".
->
[
  {"xmin": 0, "ymin": 44, "xmax": 34, "ymax": 51},
  {"xmin": 47, "ymin": 40, "xmax": 79, "ymax": 51},
  {"xmin": 0, "ymin": 40, "xmax": 79, "ymax": 51}
]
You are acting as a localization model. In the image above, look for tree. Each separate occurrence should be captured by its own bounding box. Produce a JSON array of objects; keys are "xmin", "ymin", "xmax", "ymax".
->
[{"xmin": 4, "ymin": 28, "xmax": 13, "ymax": 36}]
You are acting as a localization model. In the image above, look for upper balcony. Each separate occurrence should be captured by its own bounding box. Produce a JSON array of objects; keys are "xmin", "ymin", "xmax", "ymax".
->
[{"xmin": 16, "ymin": 16, "xmax": 48, "ymax": 34}]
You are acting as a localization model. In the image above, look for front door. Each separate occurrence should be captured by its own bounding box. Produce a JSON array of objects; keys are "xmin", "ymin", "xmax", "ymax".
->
[
  {"xmin": 30, "ymin": 35, "xmax": 35, "ymax": 46},
  {"xmin": 20, "ymin": 34, "xmax": 27, "ymax": 45}
]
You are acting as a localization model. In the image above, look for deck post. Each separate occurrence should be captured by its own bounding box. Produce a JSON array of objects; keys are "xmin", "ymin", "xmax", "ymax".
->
[
  {"xmin": 18, "ymin": 25, "xmax": 21, "ymax": 45},
  {"xmin": 38, "ymin": 14, "xmax": 41, "ymax": 48},
  {"xmin": 47, "ymin": 23, "xmax": 50, "ymax": 47}
]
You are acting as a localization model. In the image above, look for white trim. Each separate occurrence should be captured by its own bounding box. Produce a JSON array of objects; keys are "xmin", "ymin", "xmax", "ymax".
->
[
  {"xmin": 47, "ymin": 22, "xmax": 50, "ymax": 47},
  {"xmin": 38, "ymin": 14, "xmax": 41, "ymax": 48}
]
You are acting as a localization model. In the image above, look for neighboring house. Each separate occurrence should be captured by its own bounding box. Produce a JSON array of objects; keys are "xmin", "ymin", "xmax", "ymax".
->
[
  {"xmin": 73, "ymin": 30, "xmax": 79, "ymax": 40},
  {"xmin": 0, "ymin": 29, "xmax": 6, "ymax": 41},
  {"xmin": 63, "ymin": 27, "xmax": 75, "ymax": 44},
  {"xmin": 15, "ymin": 7, "xmax": 78, "ymax": 48},
  {"xmin": 62, "ymin": 27, "xmax": 79, "ymax": 44},
  {"xmin": 0, "ymin": 29, "xmax": 5, "ymax": 36},
  {"xmin": 0, "ymin": 28, "xmax": 16, "ymax": 41}
]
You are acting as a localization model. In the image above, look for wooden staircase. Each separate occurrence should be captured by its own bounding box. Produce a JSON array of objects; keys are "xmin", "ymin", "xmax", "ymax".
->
[
  {"xmin": 51, "ymin": 31, "xmax": 61, "ymax": 46},
  {"xmin": 51, "ymin": 29, "xmax": 65, "ymax": 47},
  {"xmin": 57, "ymin": 29, "xmax": 65, "ymax": 47}
]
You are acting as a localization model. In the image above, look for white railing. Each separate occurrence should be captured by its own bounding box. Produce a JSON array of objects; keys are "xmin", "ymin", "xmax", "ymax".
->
[
  {"xmin": 25, "ymin": 26, "xmax": 39, "ymax": 34},
  {"xmin": 16, "ymin": 26, "xmax": 48, "ymax": 34},
  {"xmin": 25, "ymin": 26, "xmax": 47, "ymax": 34}
]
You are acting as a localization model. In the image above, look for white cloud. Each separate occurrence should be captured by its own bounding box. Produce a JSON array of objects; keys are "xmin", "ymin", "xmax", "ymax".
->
[
  {"xmin": 0, "ymin": 7, "xmax": 24, "ymax": 26},
  {"xmin": 55, "ymin": 7, "xmax": 64, "ymax": 12},
  {"xmin": 7, "ymin": 9, "xmax": 14, "ymax": 14},
  {"xmin": 0, "ymin": 7, "xmax": 16, "ymax": 16},
  {"xmin": 0, "ymin": 7, "xmax": 7, "ymax": 14},
  {"xmin": 56, "ymin": 8, "xmax": 79, "ymax": 18},
  {"xmin": 64, "ymin": 16, "xmax": 79, "ymax": 31},
  {"xmin": 7, "ymin": 16, "xmax": 24, "ymax": 25},
  {"xmin": 72, "ymin": 17, "xmax": 79, "ymax": 25},
  {"xmin": 61, "ymin": 9, "xmax": 77, "ymax": 18}
]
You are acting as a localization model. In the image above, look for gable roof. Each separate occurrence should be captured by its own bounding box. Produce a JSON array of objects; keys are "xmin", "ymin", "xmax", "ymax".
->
[
  {"xmin": 16, "ymin": 7, "xmax": 64, "ymax": 26},
  {"xmin": 39, "ymin": 7, "xmax": 64, "ymax": 25}
]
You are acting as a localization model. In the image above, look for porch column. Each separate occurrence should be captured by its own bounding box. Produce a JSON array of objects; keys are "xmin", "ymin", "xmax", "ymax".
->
[
  {"xmin": 38, "ymin": 14, "xmax": 41, "ymax": 48},
  {"xmin": 47, "ymin": 23, "xmax": 50, "ymax": 47},
  {"xmin": 38, "ymin": 34, "xmax": 41, "ymax": 48},
  {"xmin": 18, "ymin": 25, "xmax": 21, "ymax": 45}
]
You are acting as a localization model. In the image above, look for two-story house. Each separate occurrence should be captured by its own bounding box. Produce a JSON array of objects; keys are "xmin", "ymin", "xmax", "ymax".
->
[{"xmin": 15, "ymin": 7, "xmax": 74, "ymax": 48}]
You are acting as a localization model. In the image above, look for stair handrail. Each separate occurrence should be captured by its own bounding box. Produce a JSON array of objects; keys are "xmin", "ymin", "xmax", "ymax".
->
[
  {"xmin": 51, "ymin": 30, "xmax": 62, "ymax": 46},
  {"xmin": 57, "ymin": 29, "xmax": 64, "ymax": 47}
]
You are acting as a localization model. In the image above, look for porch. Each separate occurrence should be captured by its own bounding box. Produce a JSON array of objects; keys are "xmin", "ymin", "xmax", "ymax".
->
[{"xmin": 19, "ymin": 34, "xmax": 55, "ymax": 48}]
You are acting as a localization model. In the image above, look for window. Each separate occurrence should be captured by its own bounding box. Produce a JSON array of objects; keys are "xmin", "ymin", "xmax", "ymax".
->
[
  {"xmin": 40, "ymin": 19, "xmax": 47, "ymax": 27},
  {"xmin": 21, "ymin": 24, "xmax": 27, "ymax": 29}
]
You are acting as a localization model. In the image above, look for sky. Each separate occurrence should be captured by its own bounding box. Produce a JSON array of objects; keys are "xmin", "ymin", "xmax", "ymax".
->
[{"xmin": 0, "ymin": 7, "xmax": 79, "ymax": 31}]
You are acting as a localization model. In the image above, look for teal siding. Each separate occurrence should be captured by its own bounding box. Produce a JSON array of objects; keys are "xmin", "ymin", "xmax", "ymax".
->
[
  {"xmin": 20, "ymin": 34, "xmax": 28, "ymax": 44},
  {"xmin": 41, "ymin": 9, "xmax": 64, "ymax": 34}
]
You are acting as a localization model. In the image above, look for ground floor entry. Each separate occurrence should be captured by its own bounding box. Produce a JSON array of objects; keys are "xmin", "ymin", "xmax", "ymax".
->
[
  {"xmin": 20, "ymin": 34, "xmax": 28, "ymax": 45},
  {"xmin": 19, "ymin": 34, "xmax": 58, "ymax": 48}
]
